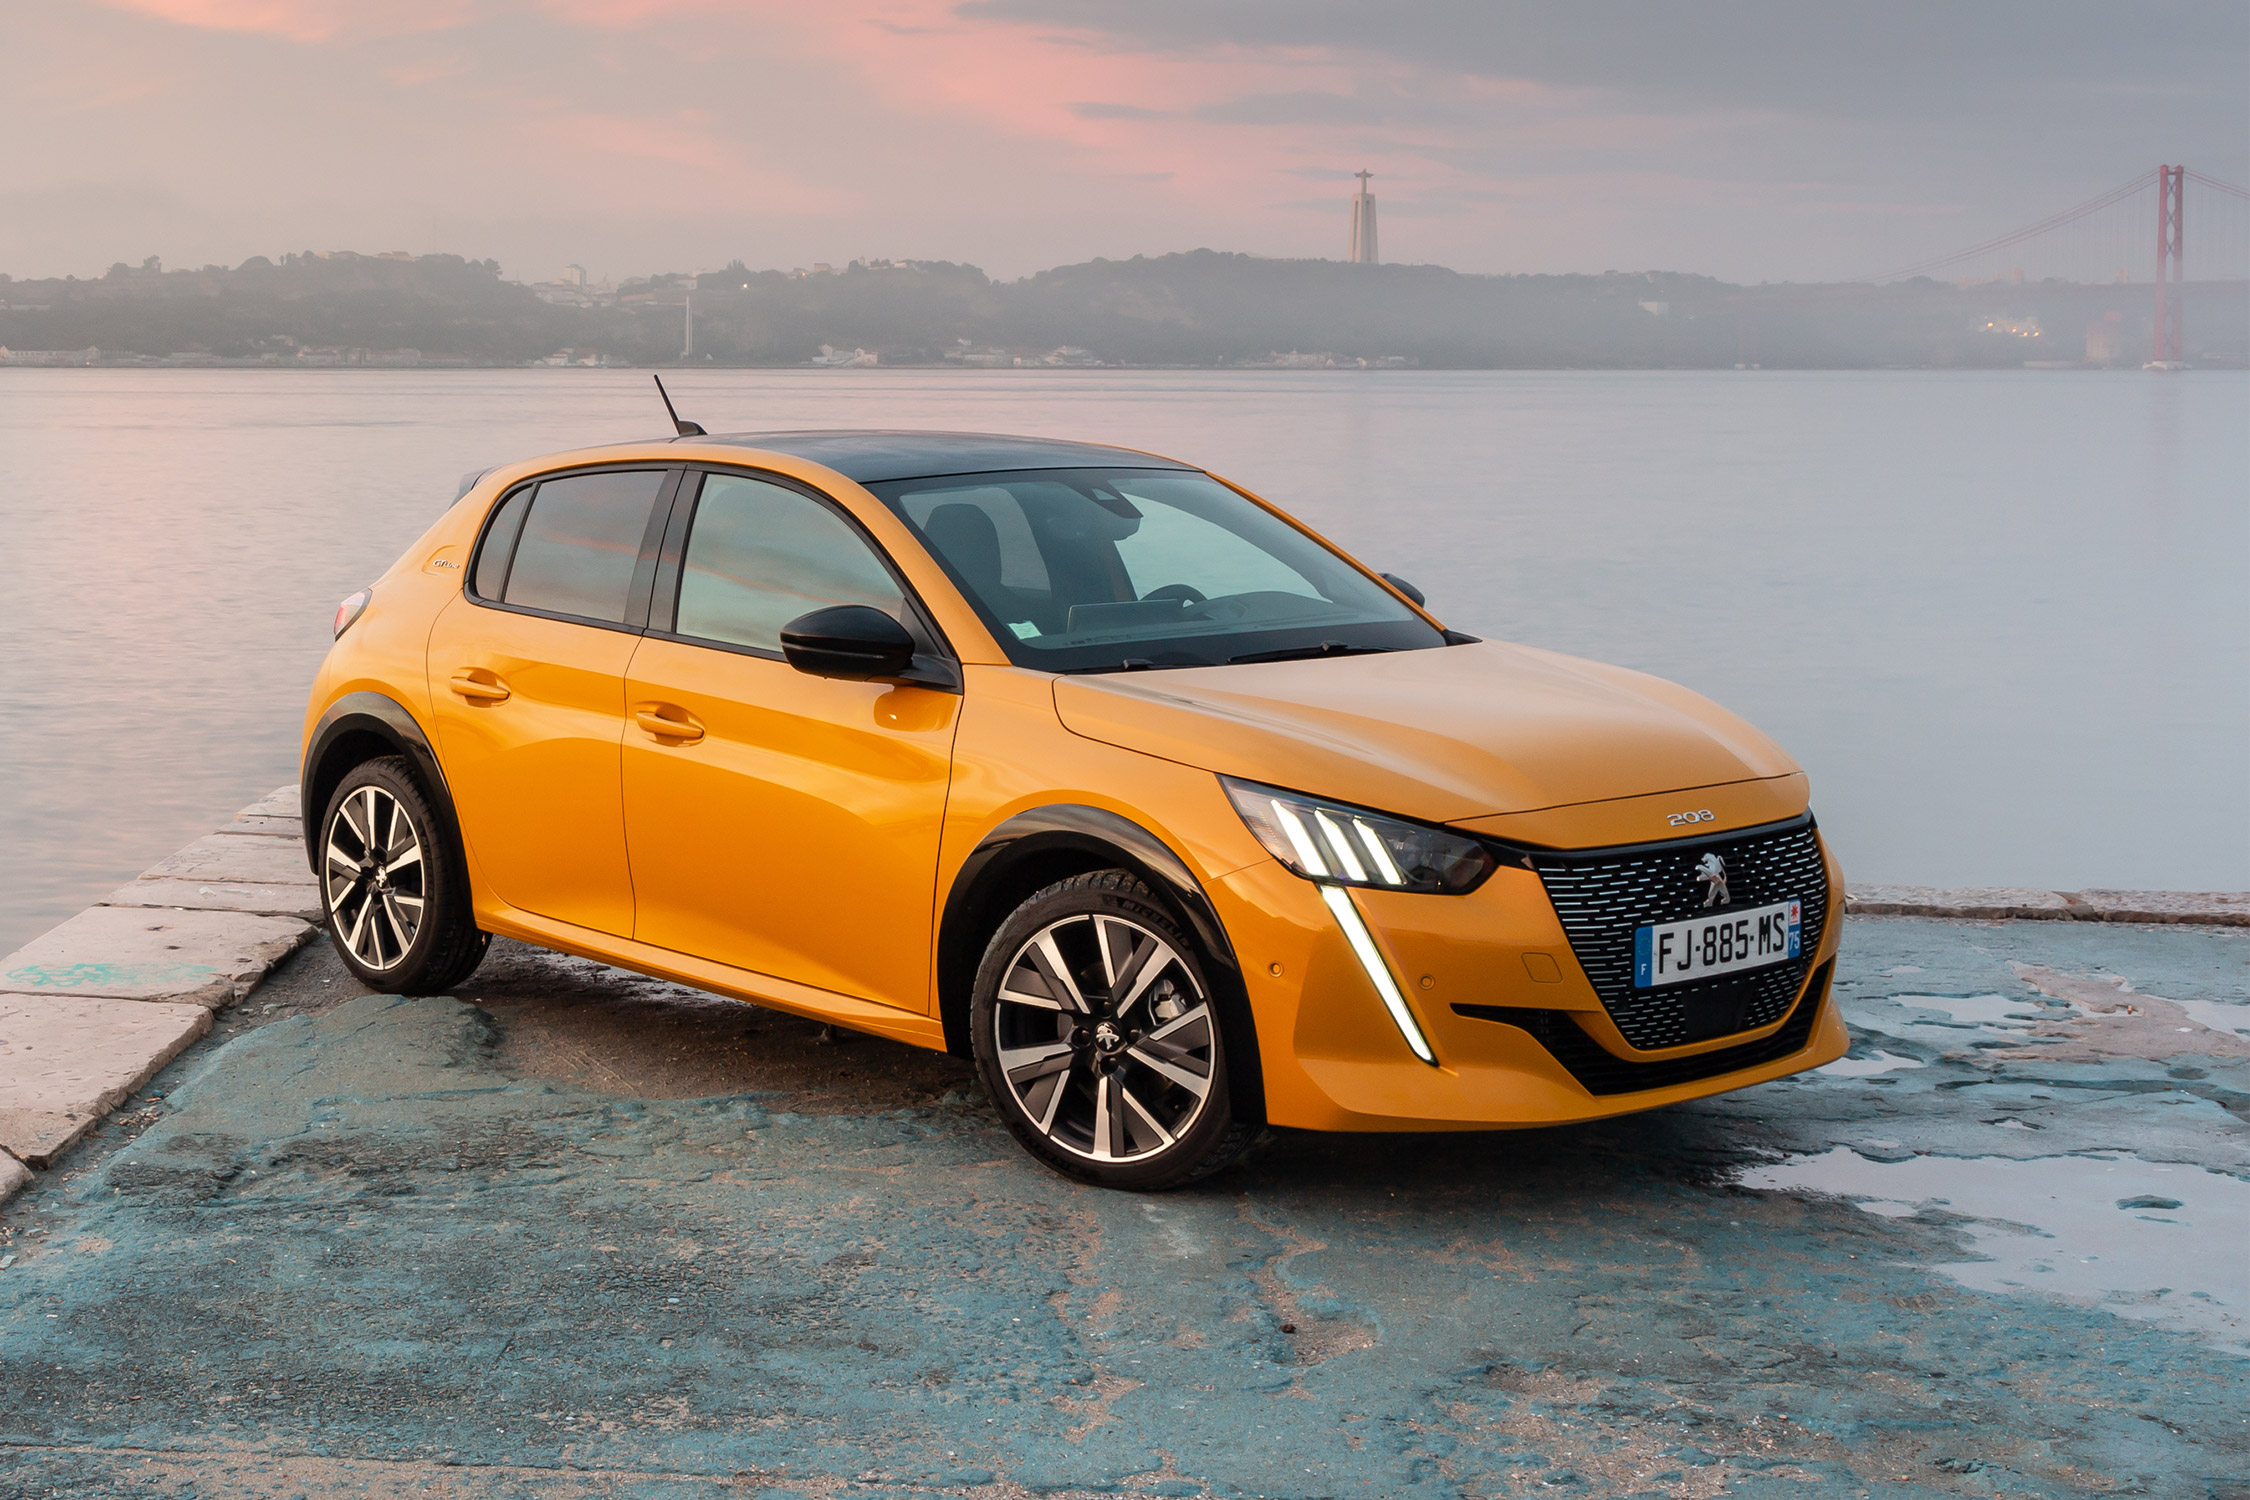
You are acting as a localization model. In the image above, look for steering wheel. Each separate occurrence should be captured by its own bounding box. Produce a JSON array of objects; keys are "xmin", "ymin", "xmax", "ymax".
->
[{"xmin": 1141, "ymin": 583, "xmax": 1208, "ymax": 606}]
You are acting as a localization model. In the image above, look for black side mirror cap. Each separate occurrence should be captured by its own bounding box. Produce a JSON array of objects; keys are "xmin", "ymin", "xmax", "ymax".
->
[
  {"xmin": 1380, "ymin": 572, "xmax": 1426, "ymax": 608},
  {"xmin": 780, "ymin": 605, "xmax": 918, "ymax": 681}
]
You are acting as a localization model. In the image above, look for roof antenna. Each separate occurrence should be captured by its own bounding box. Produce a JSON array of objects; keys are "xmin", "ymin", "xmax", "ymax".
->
[{"xmin": 652, "ymin": 374, "xmax": 705, "ymax": 437}]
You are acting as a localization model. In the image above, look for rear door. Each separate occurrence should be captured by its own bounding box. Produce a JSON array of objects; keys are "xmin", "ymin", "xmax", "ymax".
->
[
  {"xmin": 622, "ymin": 467, "xmax": 961, "ymax": 1011},
  {"xmin": 427, "ymin": 466, "xmax": 677, "ymax": 936}
]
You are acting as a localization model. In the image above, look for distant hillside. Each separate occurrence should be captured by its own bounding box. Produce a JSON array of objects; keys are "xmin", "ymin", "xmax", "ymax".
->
[{"xmin": 2, "ymin": 249, "xmax": 2242, "ymax": 368}]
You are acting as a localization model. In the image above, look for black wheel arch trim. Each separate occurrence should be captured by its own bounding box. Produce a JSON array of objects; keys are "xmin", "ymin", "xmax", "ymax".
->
[
  {"xmin": 300, "ymin": 692, "xmax": 463, "ymax": 881},
  {"xmin": 939, "ymin": 804, "xmax": 1262, "ymax": 1122}
]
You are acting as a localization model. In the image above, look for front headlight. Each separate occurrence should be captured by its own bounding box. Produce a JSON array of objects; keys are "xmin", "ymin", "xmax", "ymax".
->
[{"xmin": 1221, "ymin": 777, "xmax": 1497, "ymax": 894}]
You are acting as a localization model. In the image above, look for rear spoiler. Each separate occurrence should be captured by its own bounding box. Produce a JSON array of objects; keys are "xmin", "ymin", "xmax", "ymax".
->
[{"xmin": 454, "ymin": 468, "xmax": 493, "ymax": 504}]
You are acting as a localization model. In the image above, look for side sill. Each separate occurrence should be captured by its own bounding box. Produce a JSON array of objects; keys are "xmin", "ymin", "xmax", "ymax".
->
[{"xmin": 485, "ymin": 906, "xmax": 950, "ymax": 1052}]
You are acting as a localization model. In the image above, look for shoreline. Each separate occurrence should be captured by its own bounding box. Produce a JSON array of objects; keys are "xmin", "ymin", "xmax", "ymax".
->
[{"xmin": 2, "ymin": 783, "xmax": 2243, "ymax": 1204}]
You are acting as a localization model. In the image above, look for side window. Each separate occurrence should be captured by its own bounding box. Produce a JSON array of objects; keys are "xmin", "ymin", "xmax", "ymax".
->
[
  {"xmin": 472, "ymin": 487, "xmax": 531, "ymax": 600},
  {"xmin": 497, "ymin": 470, "xmax": 667, "ymax": 624},
  {"xmin": 674, "ymin": 474, "xmax": 906, "ymax": 653}
]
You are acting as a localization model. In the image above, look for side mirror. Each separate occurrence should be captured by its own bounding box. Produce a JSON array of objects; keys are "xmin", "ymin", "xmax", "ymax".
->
[
  {"xmin": 1380, "ymin": 572, "xmax": 1426, "ymax": 608},
  {"xmin": 780, "ymin": 605, "xmax": 917, "ymax": 681}
]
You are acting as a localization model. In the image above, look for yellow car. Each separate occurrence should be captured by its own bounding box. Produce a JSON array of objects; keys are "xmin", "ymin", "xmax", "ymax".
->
[{"xmin": 302, "ymin": 420, "xmax": 1847, "ymax": 1189}]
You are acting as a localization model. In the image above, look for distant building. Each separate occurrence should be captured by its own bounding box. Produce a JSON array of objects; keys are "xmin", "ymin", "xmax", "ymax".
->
[
  {"xmin": 531, "ymin": 265, "xmax": 617, "ymax": 307},
  {"xmin": 0, "ymin": 346, "xmax": 98, "ymax": 366},
  {"xmin": 2086, "ymin": 310, "xmax": 2126, "ymax": 365},
  {"xmin": 1348, "ymin": 170, "xmax": 1378, "ymax": 265}
]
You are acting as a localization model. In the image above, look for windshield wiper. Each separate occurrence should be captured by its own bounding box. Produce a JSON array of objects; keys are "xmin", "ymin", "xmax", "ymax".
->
[{"xmin": 1227, "ymin": 641, "xmax": 1401, "ymax": 665}]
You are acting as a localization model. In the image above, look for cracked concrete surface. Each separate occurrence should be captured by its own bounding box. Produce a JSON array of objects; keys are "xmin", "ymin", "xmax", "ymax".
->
[{"xmin": 0, "ymin": 917, "xmax": 2242, "ymax": 1499}]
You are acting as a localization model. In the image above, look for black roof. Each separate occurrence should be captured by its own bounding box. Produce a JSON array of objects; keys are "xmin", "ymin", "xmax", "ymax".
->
[{"xmin": 694, "ymin": 429, "xmax": 1196, "ymax": 484}]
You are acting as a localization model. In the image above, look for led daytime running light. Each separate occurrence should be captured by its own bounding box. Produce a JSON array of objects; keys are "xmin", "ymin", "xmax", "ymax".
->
[
  {"xmin": 1321, "ymin": 885, "xmax": 1437, "ymax": 1065},
  {"xmin": 1269, "ymin": 799, "xmax": 1329, "ymax": 878},
  {"xmin": 1315, "ymin": 810, "xmax": 1369, "ymax": 882}
]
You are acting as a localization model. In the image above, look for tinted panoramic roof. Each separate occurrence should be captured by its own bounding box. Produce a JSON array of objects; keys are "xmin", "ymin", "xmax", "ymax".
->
[{"xmin": 693, "ymin": 430, "xmax": 1196, "ymax": 484}]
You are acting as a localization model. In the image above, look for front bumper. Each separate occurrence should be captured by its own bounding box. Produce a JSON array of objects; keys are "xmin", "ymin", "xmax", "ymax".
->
[{"xmin": 1212, "ymin": 830, "xmax": 1850, "ymax": 1132}]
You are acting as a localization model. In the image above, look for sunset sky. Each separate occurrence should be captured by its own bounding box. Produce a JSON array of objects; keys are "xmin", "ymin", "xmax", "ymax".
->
[{"xmin": 7, "ymin": 1, "xmax": 2244, "ymax": 284}]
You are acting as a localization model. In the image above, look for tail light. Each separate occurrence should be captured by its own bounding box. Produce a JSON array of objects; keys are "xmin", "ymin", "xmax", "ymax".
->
[{"xmin": 333, "ymin": 587, "xmax": 372, "ymax": 640}]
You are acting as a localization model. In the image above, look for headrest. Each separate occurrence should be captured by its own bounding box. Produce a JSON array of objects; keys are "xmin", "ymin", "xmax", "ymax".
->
[{"xmin": 923, "ymin": 503, "xmax": 1005, "ymax": 593}]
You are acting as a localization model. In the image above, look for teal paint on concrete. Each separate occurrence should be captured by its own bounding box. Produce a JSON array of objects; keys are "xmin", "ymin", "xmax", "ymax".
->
[
  {"xmin": 0, "ymin": 919, "xmax": 2244, "ymax": 1498},
  {"xmin": 3, "ymin": 960, "xmax": 220, "ymax": 990}
]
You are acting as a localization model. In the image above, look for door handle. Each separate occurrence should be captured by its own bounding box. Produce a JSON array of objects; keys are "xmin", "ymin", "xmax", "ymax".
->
[
  {"xmin": 448, "ymin": 670, "xmax": 511, "ymax": 703},
  {"xmin": 634, "ymin": 706, "xmax": 705, "ymax": 743}
]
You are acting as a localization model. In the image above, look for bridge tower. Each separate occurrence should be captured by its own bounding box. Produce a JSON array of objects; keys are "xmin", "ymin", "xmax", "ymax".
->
[
  {"xmin": 2152, "ymin": 165, "xmax": 2184, "ymax": 363},
  {"xmin": 1348, "ymin": 170, "xmax": 1379, "ymax": 265}
]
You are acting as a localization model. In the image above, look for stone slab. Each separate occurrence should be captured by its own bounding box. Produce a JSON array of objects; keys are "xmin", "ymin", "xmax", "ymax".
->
[
  {"xmin": 0, "ymin": 1149, "xmax": 30, "ymax": 1207},
  {"xmin": 235, "ymin": 784, "xmax": 301, "ymax": 821},
  {"xmin": 222, "ymin": 813, "xmax": 303, "ymax": 841},
  {"xmin": 2069, "ymin": 888, "xmax": 2250, "ymax": 926},
  {"xmin": 0, "ymin": 995, "xmax": 210, "ymax": 1167},
  {"xmin": 1846, "ymin": 884, "xmax": 2075, "ymax": 919},
  {"xmin": 1847, "ymin": 884, "xmax": 2250, "ymax": 926},
  {"xmin": 0, "ymin": 906, "xmax": 312, "ymax": 1007},
  {"xmin": 137, "ymin": 832, "xmax": 315, "ymax": 889},
  {"xmin": 102, "ymin": 879, "xmax": 326, "ymax": 924}
]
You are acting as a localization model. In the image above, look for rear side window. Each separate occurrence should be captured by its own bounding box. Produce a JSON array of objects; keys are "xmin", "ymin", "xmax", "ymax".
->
[
  {"xmin": 674, "ymin": 473, "xmax": 905, "ymax": 653},
  {"xmin": 489, "ymin": 471, "xmax": 666, "ymax": 624},
  {"xmin": 472, "ymin": 488, "xmax": 530, "ymax": 600}
]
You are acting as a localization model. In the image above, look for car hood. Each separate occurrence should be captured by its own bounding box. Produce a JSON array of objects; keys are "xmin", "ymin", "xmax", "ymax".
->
[{"xmin": 1051, "ymin": 640, "xmax": 1802, "ymax": 826}]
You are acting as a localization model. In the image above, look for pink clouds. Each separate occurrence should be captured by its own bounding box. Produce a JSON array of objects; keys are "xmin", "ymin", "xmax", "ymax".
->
[
  {"xmin": 99, "ymin": 0, "xmax": 475, "ymax": 42},
  {"xmin": 23, "ymin": 1, "xmax": 2231, "ymax": 284}
]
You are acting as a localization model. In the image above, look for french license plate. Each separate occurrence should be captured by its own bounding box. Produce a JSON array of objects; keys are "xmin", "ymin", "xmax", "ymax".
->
[{"xmin": 1634, "ymin": 900, "xmax": 1800, "ymax": 988}]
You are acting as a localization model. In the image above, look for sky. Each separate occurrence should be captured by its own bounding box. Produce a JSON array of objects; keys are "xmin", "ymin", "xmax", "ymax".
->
[{"xmin": 4, "ymin": 0, "xmax": 2245, "ymax": 285}]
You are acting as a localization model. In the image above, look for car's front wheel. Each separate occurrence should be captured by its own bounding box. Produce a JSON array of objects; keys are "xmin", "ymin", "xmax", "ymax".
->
[
  {"xmin": 320, "ymin": 756, "xmax": 488, "ymax": 994},
  {"xmin": 972, "ymin": 870, "xmax": 1254, "ymax": 1190}
]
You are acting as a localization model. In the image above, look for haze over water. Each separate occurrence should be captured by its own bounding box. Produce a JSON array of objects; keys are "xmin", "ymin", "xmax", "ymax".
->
[{"xmin": 1, "ymin": 368, "xmax": 2242, "ymax": 956}]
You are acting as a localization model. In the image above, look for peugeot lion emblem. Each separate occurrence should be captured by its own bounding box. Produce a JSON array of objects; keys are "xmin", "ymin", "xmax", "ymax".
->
[{"xmin": 1696, "ymin": 853, "xmax": 1730, "ymax": 908}]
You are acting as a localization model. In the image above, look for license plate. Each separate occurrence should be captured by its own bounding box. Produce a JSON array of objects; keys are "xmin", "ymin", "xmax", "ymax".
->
[{"xmin": 1634, "ymin": 900, "xmax": 1800, "ymax": 988}]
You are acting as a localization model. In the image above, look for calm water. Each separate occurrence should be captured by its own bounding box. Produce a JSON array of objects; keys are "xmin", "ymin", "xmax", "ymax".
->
[{"xmin": 2, "ymin": 368, "xmax": 2244, "ymax": 956}]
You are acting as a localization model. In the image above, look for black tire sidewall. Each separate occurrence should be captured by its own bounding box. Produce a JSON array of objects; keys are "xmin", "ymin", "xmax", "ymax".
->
[
  {"xmin": 320, "ymin": 757, "xmax": 472, "ymax": 994},
  {"xmin": 971, "ymin": 872, "xmax": 1238, "ymax": 1191}
]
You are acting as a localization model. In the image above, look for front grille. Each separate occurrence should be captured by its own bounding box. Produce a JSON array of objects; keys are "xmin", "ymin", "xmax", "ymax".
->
[
  {"xmin": 1456, "ymin": 961, "xmax": 1832, "ymax": 1096},
  {"xmin": 1526, "ymin": 815, "xmax": 1828, "ymax": 1051}
]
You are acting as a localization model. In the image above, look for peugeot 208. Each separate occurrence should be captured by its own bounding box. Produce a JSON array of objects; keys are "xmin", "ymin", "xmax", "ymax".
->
[{"xmin": 303, "ymin": 427, "xmax": 1848, "ymax": 1189}]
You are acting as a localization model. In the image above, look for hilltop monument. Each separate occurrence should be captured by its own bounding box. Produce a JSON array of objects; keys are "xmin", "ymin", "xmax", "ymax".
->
[{"xmin": 1348, "ymin": 170, "xmax": 1379, "ymax": 265}]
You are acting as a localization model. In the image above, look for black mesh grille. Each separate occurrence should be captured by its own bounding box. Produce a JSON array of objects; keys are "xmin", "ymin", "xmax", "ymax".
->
[
  {"xmin": 1455, "ymin": 962, "xmax": 1832, "ymax": 1097},
  {"xmin": 1527, "ymin": 816, "xmax": 1828, "ymax": 1052}
]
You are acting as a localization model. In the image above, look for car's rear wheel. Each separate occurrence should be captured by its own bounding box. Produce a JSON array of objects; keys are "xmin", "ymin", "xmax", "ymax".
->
[
  {"xmin": 972, "ymin": 870, "xmax": 1254, "ymax": 1190},
  {"xmin": 320, "ymin": 757, "xmax": 488, "ymax": 994}
]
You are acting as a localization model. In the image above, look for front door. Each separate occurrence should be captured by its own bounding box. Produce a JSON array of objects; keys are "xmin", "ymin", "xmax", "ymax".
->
[
  {"xmin": 623, "ymin": 470, "xmax": 960, "ymax": 1011},
  {"xmin": 426, "ymin": 467, "xmax": 673, "ymax": 936}
]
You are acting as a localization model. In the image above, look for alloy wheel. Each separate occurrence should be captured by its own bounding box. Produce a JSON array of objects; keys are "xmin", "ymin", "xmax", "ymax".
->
[
  {"xmin": 990, "ymin": 911, "xmax": 1217, "ymax": 1162},
  {"xmin": 322, "ymin": 784, "xmax": 427, "ymax": 973}
]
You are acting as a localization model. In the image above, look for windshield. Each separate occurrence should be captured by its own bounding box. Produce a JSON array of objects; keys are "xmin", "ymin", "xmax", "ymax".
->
[{"xmin": 867, "ymin": 468, "xmax": 1443, "ymax": 672}]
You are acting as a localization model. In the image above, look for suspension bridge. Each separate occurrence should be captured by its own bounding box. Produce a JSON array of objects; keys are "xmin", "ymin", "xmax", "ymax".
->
[{"xmin": 1856, "ymin": 164, "xmax": 2250, "ymax": 366}]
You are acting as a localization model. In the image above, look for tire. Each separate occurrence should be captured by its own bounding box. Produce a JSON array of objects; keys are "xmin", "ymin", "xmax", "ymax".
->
[
  {"xmin": 972, "ymin": 870, "xmax": 1255, "ymax": 1190},
  {"xmin": 319, "ymin": 756, "xmax": 488, "ymax": 994}
]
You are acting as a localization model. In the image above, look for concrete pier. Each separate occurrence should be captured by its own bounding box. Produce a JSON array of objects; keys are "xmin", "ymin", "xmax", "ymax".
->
[
  {"xmin": 0, "ymin": 788, "xmax": 2244, "ymax": 1496},
  {"xmin": 0, "ymin": 788, "xmax": 314, "ymax": 1178}
]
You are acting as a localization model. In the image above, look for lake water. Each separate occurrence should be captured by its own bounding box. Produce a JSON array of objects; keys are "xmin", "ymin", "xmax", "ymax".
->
[{"xmin": 2, "ymin": 368, "xmax": 2243, "ymax": 956}]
